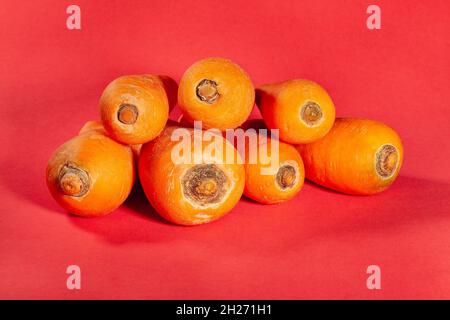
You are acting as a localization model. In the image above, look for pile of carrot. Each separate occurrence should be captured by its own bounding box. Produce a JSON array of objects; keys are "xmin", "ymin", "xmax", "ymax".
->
[{"xmin": 47, "ymin": 57, "xmax": 403, "ymax": 225}]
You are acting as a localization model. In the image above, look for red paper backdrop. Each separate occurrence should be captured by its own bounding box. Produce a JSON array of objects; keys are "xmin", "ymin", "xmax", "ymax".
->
[{"xmin": 0, "ymin": 0, "xmax": 449, "ymax": 299}]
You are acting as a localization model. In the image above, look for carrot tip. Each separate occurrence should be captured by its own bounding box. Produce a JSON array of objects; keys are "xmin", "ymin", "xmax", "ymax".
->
[
  {"xmin": 58, "ymin": 164, "xmax": 90, "ymax": 197},
  {"xmin": 276, "ymin": 164, "xmax": 297, "ymax": 190},
  {"xmin": 196, "ymin": 79, "xmax": 220, "ymax": 104},
  {"xmin": 300, "ymin": 101, "xmax": 323, "ymax": 127},
  {"xmin": 182, "ymin": 164, "xmax": 227, "ymax": 207},
  {"xmin": 117, "ymin": 103, "xmax": 139, "ymax": 125},
  {"xmin": 376, "ymin": 144, "xmax": 399, "ymax": 179}
]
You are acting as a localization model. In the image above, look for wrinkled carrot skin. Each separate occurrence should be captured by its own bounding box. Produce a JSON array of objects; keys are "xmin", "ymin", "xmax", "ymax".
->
[
  {"xmin": 100, "ymin": 75, "xmax": 177, "ymax": 145},
  {"xmin": 297, "ymin": 118, "xmax": 403, "ymax": 195},
  {"xmin": 178, "ymin": 57, "xmax": 255, "ymax": 130},
  {"xmin": 256, "ymin": 79, "xmax": 335, "ymax": 144},
  {"xmin": 46, "ymin": 130, "xmax": 135, "ymax": 217},
  {"xmin": 138, "ymin": 123, "xmax": 245, "ymax": 226}
]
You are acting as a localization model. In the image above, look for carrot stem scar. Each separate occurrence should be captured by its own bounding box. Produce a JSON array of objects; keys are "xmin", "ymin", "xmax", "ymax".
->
[
  {"xmin": 58, "ymin": 164, "xmax": 90, "ymax": 197},
  {"xmin": 117, "ymin": 104, "xmax": 139, "ymax": 124},
  {"xmin": 276, "ymin": 164, "xmax": 297, "ymax": 190},
  {"xmin": 376, "ymin": 144, "xmax": 398, "ymax": 178},
  {"xmin": 300, "ymin": 101, "xmax": 323, "ymax": 126},
  {"xmin": 182, "ymin": 164, "xmax": 227, "ymax": 206},
  {"xmin": 196, "ymin": 79, "xmax": 220, "ymax": 104}
]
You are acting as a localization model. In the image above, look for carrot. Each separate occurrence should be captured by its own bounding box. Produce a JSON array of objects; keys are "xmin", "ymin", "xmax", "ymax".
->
[
  {"xmin": 46, "ymin": 129, "xmax": 135, "ymax": 217},
  {"xmin": 245, "ymin": 139, "xmax": 304, "ymax": 204},
  {"xmin": 79, "ymin": 120, "xmax": 105, "ymax": 135},
  {"xmin": 236, "ymin": 120, "xmax": 305, "ymax": 204},
  {"xmin": 159, "ymin": 75, "xmax": 179, "ymax": 112},
  {"xmin": 99, "ymin": 74, "xmax": 177, "ymax": 145},
  {"xmin": 79, "ymin": 120, "xmax": 142, "ymax": 158},
  {"xmin": 178, "ymin": 57, "xmax": 255, "ymax": 130},
  {"xmin": 256, "ymin": 79, "xmax": 336, "ymax": 144},
  {"xmin": 138, "ymin": 123, "xmax": 245, "ymax": 225},
  {"xmin": 297, "ymin": 118, "xmax": 403, "ymax": 195}
]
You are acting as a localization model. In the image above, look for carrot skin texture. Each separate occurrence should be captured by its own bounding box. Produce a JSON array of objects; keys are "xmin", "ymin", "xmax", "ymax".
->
[
  {"xmin": 178, "ymin": 57, "xmax": 255, "ymax": 130},
  {"xmin": 256, "ymin": 79, "xmax": 336, "ymax": 144},
  {"xmin": 159, "ymin": 75, "xmax": 178, "ymax": 112},
  {"xmin": 79, "ymin": 120, "xmax": 142, "ymax": 159},
  {"xmin": 237, "ymin": 119, "xmax": 305, "ymax": 204},
  {"xmin": 297, "ymin": 118, "xmax": 403, "ymax": 195},
  {"xmin": 243, "ymin": 138, "xmax": 305, "ymax": 204},
  {"xmin": 138, "ymin": 124, "xmax": 245, "ymax": 225},
  {"xmin": 79, "ymin": 120, "xmax": 106, "ymax": 135},
  {"xmin": 99, "ymin": 75, "xmax": 177, "ymax": 145},
  {"xmin": 46, "ymin": 130, "xmax": 135, "ymax": 217}
]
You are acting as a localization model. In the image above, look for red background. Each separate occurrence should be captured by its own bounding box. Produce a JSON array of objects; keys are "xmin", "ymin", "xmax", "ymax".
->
[{"xmin": 1, "ymin": 0, "xmax": 449, "ymax": 299}]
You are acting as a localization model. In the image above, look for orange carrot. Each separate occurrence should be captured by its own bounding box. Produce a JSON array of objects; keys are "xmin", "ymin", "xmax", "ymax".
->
[
  {"xmin": 79, "ymin": 120, "xmax": 105, "ymax": 135},
  {"xmin": 99, "ymin": 74, "xmax": 177, "ymax": 144},
  {"xmin": 297, "ymin": 118, "xmax": 403, "ymax": 195},
  {"xmin": 256, "ymin": 79, "xmax": 335, "ymax": 144},
  {"xmin": 243, "ymin": 135, "xmax": 305, "ymax": 204},
  {"xmin": 79, "ymin": 120, "xmax": 141, "ymax": 158},
  {"xmin": 178, "ymin": 57, "xmax": 255, "ymax": 130},
  {"xmin": 138, "ymin": 123, "xmax": 245, "ymax": 225},
  {"xmin": 159, "ymin": 75, "xmax": 179, "ymax": 112},
  {"xmin": 46, "ymin": 129, "xmax": 135, "ymax": 217}
]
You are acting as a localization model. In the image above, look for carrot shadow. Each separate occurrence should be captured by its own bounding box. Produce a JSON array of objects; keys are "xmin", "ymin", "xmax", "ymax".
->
[
  {"xmin": 297, "ymin": 175, "xmax": 450, "ymax": 239},
  {"xmin": 122, "ymin": 179, "xmax": 169, "ymax": 225},
  {"xmin": 302, "ymin": 179, "xmax": 364, "ymax": 196},
  {"xmin": 66, "ymin": 180, "xmax": 185, "ymax": 244}
]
